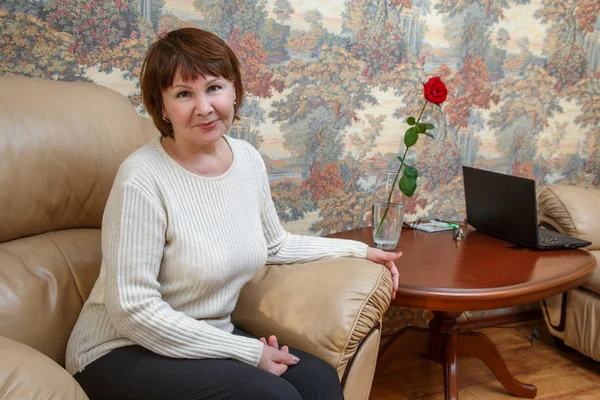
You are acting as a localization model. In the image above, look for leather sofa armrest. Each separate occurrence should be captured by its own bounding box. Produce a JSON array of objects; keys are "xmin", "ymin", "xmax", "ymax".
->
[
  {"xmin": 0, "ymin": 335, "xmax": 88, "ymax": 400},
  {"xmin": 231, "ymin": 257, "xmax": 393, "ymax": 377},
  {"xmin": 538, "ymin": 185, "xmax": 600, "ymax": 250}
]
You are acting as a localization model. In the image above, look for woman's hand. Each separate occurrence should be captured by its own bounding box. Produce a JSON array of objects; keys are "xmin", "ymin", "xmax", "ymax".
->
[
  {"xmin": 366, "ymin": 247, "xmax": 401, "ymax": 299},
  {"xmin": 257, "ymin": 335, "xmax": 299, "ymax": 376}
]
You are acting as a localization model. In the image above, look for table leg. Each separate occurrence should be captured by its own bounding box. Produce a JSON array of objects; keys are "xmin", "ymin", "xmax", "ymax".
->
[
  {"xmin": 430, "ymin": 311, "xmax": 537, "ymax": 400},
  {"xmin": 443, "ymin": 331, "xmax": 460, "ymax": 400},
  {"xmin": 430, "ymin": 312, "xmax": 462, "ymax": 400},
  {"xmin": 459, "ymin": 331, "xmax": 537, "ymax": 398},
  {"xmin": 374, "ymin": 311, "xmax": 537, "ymax": 399}
]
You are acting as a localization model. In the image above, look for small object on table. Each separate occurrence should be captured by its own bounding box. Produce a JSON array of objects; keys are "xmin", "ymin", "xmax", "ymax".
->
[
  {"xmin": 452, "ymin": 226, "xmax": 465, "ymax": 241},
  {"xmin": 415, "ymin": 220, "xmax": 457, "ymax": 233}
]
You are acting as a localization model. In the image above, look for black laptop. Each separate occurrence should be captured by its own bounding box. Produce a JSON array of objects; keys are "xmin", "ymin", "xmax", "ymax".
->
[{"xmin": 462, "ymin": 166, "xmax": 591, "ymax": 250}]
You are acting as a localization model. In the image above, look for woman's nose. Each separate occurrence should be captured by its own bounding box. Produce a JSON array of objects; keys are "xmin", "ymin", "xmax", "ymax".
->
[{"xmin": 195, "ymin": 95, "xmax": 213, "ymax": 116}]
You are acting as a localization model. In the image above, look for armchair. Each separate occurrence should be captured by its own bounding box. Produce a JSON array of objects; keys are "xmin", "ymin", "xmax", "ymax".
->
[
  {"xmin": 0, "ymin": 75, "xmax": 393, "ymax": 399},
  {"xmin": 538, "ymin": 184, "xmax": 600, "ymax": 361}
]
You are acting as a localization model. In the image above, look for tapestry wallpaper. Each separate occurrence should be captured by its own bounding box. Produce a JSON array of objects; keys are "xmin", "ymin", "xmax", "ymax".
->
[{"xmin": 1, "ymin": 0, "xmax": 598, "ymax": 333}]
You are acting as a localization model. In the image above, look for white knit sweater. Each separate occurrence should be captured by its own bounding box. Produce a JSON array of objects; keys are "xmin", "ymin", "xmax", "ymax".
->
[{"xmin": 66, "ymin": 135, "xmax": 368, "ymax": 374}]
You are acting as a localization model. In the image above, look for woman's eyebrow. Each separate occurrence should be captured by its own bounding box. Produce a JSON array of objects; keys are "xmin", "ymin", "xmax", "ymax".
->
[
  {"xmin": 171, "ymin": 84, "xmax": 192, "ymax": 90},
  {"xmin": 206, "ymin": 77, "xmax": 225, "ymax": 85}
]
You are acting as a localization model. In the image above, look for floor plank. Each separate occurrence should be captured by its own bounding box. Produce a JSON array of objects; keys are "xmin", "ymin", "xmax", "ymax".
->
[{"xmin": 370, "ymin": 322, "xmax": 600, "ymax": 399}]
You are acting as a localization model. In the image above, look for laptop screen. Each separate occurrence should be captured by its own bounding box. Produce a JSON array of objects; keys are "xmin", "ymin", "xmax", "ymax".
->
[{"xmin": 462, "ymin": 166, "xmax": 539, "ymax": 247}]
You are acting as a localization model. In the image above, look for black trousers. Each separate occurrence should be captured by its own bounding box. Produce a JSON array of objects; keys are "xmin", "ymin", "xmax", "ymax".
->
[{"xmin": 74, "ymin": 328, "xmax": 344, "ymax": 400}]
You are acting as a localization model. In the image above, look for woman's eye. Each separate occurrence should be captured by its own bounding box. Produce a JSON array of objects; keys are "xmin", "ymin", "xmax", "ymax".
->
[
  {"xmin": 208, "ymin": 85, "xmax": 221, "ymax": 92},
  {"xmin": 176, "ymin": 91, "xmax": 190, "ymax": 98}
]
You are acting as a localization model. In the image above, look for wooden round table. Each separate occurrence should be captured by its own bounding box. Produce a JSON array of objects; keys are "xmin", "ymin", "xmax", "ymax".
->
[{"xmin": 326, "ymin": 227, "xmax": 597, "ymax": 400}]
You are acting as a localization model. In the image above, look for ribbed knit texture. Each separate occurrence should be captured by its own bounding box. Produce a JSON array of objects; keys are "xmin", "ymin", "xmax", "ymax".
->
[{"xmin": 65, "ymin": 135, "xmax": 368, "ymax": 374}]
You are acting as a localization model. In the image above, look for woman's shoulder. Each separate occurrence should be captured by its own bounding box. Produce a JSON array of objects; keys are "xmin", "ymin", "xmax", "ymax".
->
[{"xmin": 114, "ymin": 136, "xmax": 165, "ymax": 188}]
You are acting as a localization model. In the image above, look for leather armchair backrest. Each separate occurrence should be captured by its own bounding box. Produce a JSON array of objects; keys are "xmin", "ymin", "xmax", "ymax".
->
[
  {"xmin": 0, "ymin": 76, "xmax": 157, "ymax": 365},
  {"xmin": 0, "ymin": 75, "xmax": 155, "ymax": 242},
  {"xmin": 538, "ymin": 184, "xmax": 600, "ymax": 250}
]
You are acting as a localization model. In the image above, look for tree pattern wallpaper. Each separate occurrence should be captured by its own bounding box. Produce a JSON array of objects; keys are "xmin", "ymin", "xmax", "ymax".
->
[{"xmin": 1, "ymin": 0, "xmax": 598, "ymax": 333}]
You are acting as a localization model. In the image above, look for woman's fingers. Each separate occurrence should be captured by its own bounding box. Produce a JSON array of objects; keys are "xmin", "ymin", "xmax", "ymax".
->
[
  {"xmin": 386, "ymin": 261, "xmax": 399, "ymax": 298},
  {"xmin": 261, "ymin": 335, "xmax": 284, "ymax": 351},
  {"xmin": 386, "ymin": 261, "xmax": 399, "ymax": 286},
  {"xmin": 384, "ymin": 251, "xmax": 403, "ymax": 261},
  {"xmin": 268, "ymin": 335, "xmax": 279, "ymax": 349},
  {"xmin": 366, "ymin": 247, "xmax": 402, "ymax": 264},
  {"xmin": 258, "ymin": 346, "xmax": 296, "ymax": 376},
  {"xmin": 366, "ymin": 247, "xmax": 402, "ymax": 300},
  {"xmin": 272, "ymin": 348, "xmax": 300, "ymax": 365}
]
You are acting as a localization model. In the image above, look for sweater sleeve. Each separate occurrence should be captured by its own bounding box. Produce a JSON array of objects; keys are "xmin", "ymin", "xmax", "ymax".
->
[
  {"xmin": 259, "ymin": 164, "xmax": 368, "ymax": 265},
  {"xmin": 103, "ymin": 182, "xmax": 264, "ymax": 366}
]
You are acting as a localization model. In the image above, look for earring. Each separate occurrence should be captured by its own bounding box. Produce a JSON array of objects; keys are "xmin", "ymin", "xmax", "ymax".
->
[
  {"xmin": 162, "ymin": 116, "xmax": 170, "ymax": 123},
  {"xmin": 233, "ymin": 101, "xmax": 237, "ymax": 105}
]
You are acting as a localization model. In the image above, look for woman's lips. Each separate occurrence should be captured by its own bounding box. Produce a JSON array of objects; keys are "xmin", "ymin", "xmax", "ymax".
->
[{"xmin": 197, "ymin": 120, "xmax": 218, "ymax": 129}]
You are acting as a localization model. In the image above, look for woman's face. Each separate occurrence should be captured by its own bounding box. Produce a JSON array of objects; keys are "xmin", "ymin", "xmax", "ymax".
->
[{"xmin": 162, "ymin": 71, "xmax": 235, "ymax": 147}]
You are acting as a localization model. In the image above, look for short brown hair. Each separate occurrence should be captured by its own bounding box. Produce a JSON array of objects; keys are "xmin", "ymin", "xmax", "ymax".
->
[{"xmin": 140, "ymin": 28, "xmax": 244, "ymax": 138}]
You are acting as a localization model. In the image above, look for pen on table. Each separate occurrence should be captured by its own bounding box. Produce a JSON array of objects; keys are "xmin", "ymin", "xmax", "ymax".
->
[{"xmin": 432, "ymin": 219, "xmax": 460, "ymax": 229}]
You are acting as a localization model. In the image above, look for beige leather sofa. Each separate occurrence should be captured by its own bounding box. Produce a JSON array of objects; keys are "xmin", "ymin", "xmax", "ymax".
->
[
  {"xmin": 539, "ymin": 185, "xmax": 600, "ymax": 361},
  {"xmin": 0, "ymin": 75, "xmax": 393, "ymax": 400}
]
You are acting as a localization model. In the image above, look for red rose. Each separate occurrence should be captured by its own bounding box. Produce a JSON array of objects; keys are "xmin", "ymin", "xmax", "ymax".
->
[{"xmin": 423, "ymin": 77, "xmax": 447, "ymax": 105}]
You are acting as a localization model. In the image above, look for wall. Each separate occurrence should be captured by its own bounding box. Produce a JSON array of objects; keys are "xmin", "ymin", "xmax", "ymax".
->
[{"xmin": 1, "ymin": 0, "xmax": 598, "ymax": 333}]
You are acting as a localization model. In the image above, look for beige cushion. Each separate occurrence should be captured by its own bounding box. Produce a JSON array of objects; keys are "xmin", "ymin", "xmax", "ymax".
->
[
  {"xmin": 538, "ymin": 185, "xmax": 600, "ymax": 250},
  {"xmin": 0, "ymin": 229, "xmax": 101, "ymax": 366},
  {"xmin": 0, "ymin": 233, "xmax": 84, "ymax": 366},
  {"xmin": 0, "ymin": 335, "xmax": 88, "ymax": 400}
]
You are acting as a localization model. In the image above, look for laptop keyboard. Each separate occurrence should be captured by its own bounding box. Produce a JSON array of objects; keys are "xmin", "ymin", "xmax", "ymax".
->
[{"xmin": 538, "ymin": 233, "xmax": 567, "ymax": 246}]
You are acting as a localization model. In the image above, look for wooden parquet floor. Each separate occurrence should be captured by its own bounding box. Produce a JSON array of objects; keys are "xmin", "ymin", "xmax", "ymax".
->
[{"xmin": 370, "ymin": 322, "xmax": 600, "ymax": 399}]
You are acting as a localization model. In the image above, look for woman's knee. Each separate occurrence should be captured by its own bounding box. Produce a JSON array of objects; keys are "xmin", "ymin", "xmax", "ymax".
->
[
  {"xmin": 243, "ymin": 374, "xmax": 303, "ymax": 400},
  {"xmin": 282, "ymin": 349, "xmax": 343, "ymax": 400}
]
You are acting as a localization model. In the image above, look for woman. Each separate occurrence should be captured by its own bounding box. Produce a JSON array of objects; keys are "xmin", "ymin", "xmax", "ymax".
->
[{"xmin": 66, "ymin": 28, "xmax": 401, "ymax": 400}]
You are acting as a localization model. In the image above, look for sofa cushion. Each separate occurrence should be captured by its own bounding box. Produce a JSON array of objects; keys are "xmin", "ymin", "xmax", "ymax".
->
[
  {"xmin": 0, "ymin": 229, "xmax": 101, "ymax": 366},
  {"xmin": 0, "ymin": 335, "xmax": 88, "ymax": 400},
  {"xmin": 538, "ymin": 185, "xmax": 600, "ymax": 250}
]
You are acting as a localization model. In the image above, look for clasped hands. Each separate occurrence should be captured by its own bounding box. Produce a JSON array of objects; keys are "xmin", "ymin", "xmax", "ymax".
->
[{"xmin": 257, "ymin": 335, "xmax": 298, "ymax": 376}]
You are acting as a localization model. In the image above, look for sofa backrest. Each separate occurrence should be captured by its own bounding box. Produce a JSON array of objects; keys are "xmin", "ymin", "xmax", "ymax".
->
[
  {"xmin": 539, "ymin": 184, "xmax": 600, "ymax": 251},
  {"xmin": 0, "ymin": 75, "xmax": 156, "ymax": 366}
]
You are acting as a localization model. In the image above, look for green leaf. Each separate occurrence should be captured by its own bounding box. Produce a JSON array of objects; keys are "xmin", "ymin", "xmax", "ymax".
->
[
  {"xmin": 425, "ymin": 123, "xmax": 435, "ymax": 130},
  {"xmin": 399, "ymin": 175, "xmax": 417, "ymax": 197},
  {"xmin": 423, "ymin": 132, "xmax": 435, "ymax": 139},
  {"xmin": 407, "ymin": 117, "xmax": 416, "ymax": 126},
  {"xmin": 404, "ymin": 127, "xmax": 418, "ymax": 147},
  {"xmin": 416, "ymin": 123, "xmax": 426, "ymax": 133},
  {"xmin": 404, "ymin": 165, "xmax": 418, "ymax": 178}
]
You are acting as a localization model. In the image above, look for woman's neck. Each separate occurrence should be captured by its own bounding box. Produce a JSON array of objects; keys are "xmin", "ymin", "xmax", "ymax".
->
[{"xmin": 160, "ymin": 135, "xmax": 233, "ymax": 177}]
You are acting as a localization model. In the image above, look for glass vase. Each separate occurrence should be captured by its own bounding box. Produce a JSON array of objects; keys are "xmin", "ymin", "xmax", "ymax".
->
[{"xmin": 371, "ymin": 170, "xmax": 405, "ymax": 250}]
